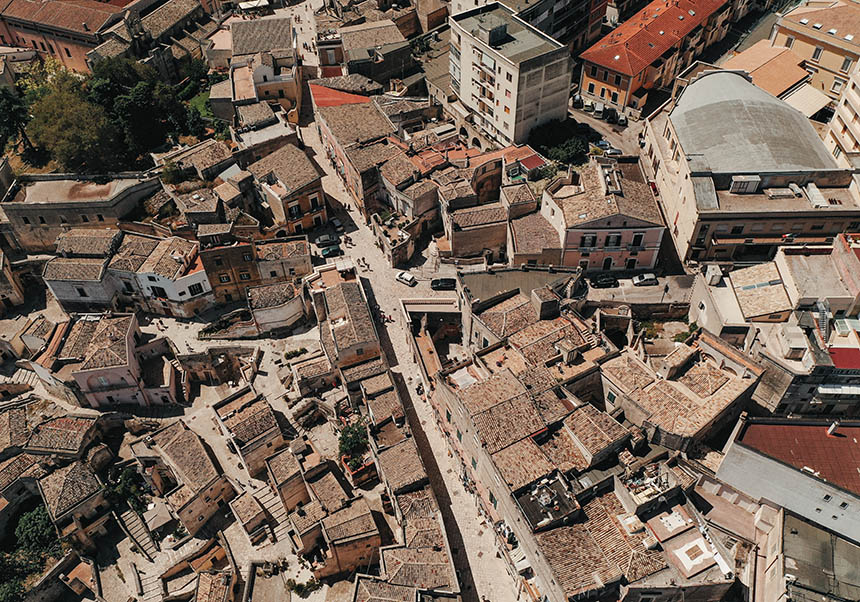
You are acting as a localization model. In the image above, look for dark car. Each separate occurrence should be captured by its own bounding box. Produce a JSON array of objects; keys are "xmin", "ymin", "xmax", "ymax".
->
[
  {"xmin": 431, "ymin": 278, "xmax": 457, "ymax": 291},
  {"xmin": 605, "ymin": 108, "xmax": 618, "ymax": 123},
  {"xmin": 590, "ymin": 274, "xmax": 619, "ymax": 289}
]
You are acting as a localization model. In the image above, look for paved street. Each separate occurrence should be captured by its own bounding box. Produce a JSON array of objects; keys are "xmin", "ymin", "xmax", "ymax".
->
[
  {"xmin": 586, "ymin": 274, "xmax": 695, "ymax": 304},
  {"xmin": 299, "ymin": 119, "xmax": 521, "ymax": 602},
  {"xmin": 568, "ymin": 107, "xmax": 645, "ymax": 155}
]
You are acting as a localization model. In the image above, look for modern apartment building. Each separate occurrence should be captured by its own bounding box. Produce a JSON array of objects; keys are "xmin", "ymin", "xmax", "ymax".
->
[
  {"xmin": 771, "ymin": 1, "xmax": 860, "ymax": 103},
  {"xmin": 643, "ymin": 70, "xmax": 860, "ymax": 264},
  {"xmin": 825, "ymin": 67, "xmax": 860, "ymax": 165},
  {"xmin": 449, "ymin": 4, "xmax": 571, "ymax": 147},
  {"xmin": 450, "ymin": 0, "xmax": 607, "ymax": 53},
  {"xmin": 579, "ymin": 0, "xmax": 749, "ymax": 115}
]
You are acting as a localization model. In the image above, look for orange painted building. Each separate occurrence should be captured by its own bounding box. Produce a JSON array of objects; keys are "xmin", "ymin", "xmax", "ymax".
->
[
  {"xmin": 578, "ymin": 0, "xmax": 748, "ymax": 114},
  {"xmin": 0, "ymin": 0, "xmax": 124, "ymax": 72}
]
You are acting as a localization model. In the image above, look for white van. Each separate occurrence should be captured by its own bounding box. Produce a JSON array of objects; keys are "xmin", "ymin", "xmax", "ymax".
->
[{"xmin": 594, "ymin": 102, "xmax": 605, "ymax": 118}]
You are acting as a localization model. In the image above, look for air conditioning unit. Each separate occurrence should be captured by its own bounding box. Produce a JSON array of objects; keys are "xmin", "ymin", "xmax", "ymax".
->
[{"xmin": 730, "ymin": 175, "xmax": 761, "ymax": 194}]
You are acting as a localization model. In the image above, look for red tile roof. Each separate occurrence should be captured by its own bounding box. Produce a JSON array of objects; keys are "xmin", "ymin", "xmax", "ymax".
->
[
  {"xmin": 519, "ymin": 154, "xmax": 545, "ymax": 170},
  {"xmin": 829, "ymin": 347, "xmax": 860, "ymax": 370},
  {"xmin": 309, "ymin": 83, "xmax": 371, "ymax": 107},
  {"xmin": 739, "ymin": 422, "xmax": 860, "ymax": 495},
  {"xmin": 580, "ymin": 0, "xmax": 728, "ymax": 77},
  {"xmin": 1, "ymin": 0, "xmax": 122, "ymax": 35}
]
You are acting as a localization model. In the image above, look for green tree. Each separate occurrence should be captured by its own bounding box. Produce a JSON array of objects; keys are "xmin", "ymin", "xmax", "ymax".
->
[
  {"xmin": 107, "ymin": 467, "xmax": 149, "ymax": 514},
  {"xmin": 338, "ymin": 421, "xmax": 368, "ymax": 461},
  {"xmin": 28, "ymin": 86, "xmax": 121, "ymax": 172},
  {"xmin": 17, "ymin": 57, "xmax": 81, "ymax": 104},
  {"xmin": 528, "ymin": 119, "xmax": 589, "ymax": 165},
  {"xmin": 0, "ymin": 88, "xmax": 31, "ymax": 151},
  {"xmin": 15, "ymin": 505, "xmax": 59, "ymax": 560},
  {"xmin": 0, "ymin": 580, "xmax": 23, "ymax": 602}
]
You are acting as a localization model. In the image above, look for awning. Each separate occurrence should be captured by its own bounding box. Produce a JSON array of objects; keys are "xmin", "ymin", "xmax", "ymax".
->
[
  {"xmin": 238, "ymin": 0, "xmax": 268, "ymax": 9},
  {"xmin": 781, "ymin": 83, "xmax": 832, "ymax": 117}
]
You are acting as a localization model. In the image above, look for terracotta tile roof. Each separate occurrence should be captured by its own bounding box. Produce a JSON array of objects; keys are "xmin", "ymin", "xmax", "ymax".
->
[
  {"xmin": 0, "ymin": 453, "xmax": 45, "ymax": 492},
  {"xmin": 563, "ymin": 404, "xmax": 628, "ymax": 457},
  {"xmin": 346, "ymin": 140, "xmax": 403, "ymax": 174},
  {"xmin": 139, "ymin": 237, "xmax": 197, "ymax": 279},
  {"xmin": 379, "ymin": 152, "xmax": 417, "ymax": 187},
  {"xmin": 367, "ymin": 389, "xmax": 404, "ymax": 426},
  {"xmin": 0, "ymin": 408, "xmax": 29, "ymax": 451},
  {"xmin": 458, "ymin": 368, "xmax": 528, "ymax": 415},
  {"xmin": 231, "ymin": 16, "xmax": 292, "ymax": 56},
  {"xmin": 600, "ymin": 353, "xmax": 655, "ymax": 394},
  {"xmin": 354, "ymin": 577, "xmax": 415, "ymax": 602},
  {"xmin": 721, "ymin": 40, "xmax": 808, "ymax": 97},
  {"xmin": 321, "ymin": 497, "xmax": 377, "ymax": 543},
  {"xmin": 294, "ymin": 355, "xmax": 332, "ymax": 380},
  {"xmin": 382, "ymin": 546, "xmax": 455, "ymax": 591},
  {"xmin": 255, "ymin": 239, "xmax": 309, "ymax": 260},
  {"xmin": 537, "ymin": 524, "xmax": 622, "ymax": 598},
  {"xmin": 339, "ymin": 19, "xmax": 404, "ymax": 51},
  {"xmin": 79, "ymin": 315, "xmax": 133, "ymax": 370},
  {"xmin": 781, "ymin": 2, "xmax": 860, "ymax": 49},
  {"xmin": 325, "ymin": 281, "xmax": 378, "ymax": 351},
  {"xmin": 510, "ymin": 212, "xmax": 559, "ymax": 255},
  {"xmin": 27, "ymin": 416, "xmax": 94, "ymax": 453},
  {"xmin": 169, "ymin": 139, "xmax": 233, "ymax": 173},
  {"xmin": 221, "ymin": 398, "xmax": 278, "ymax": 446},
  {"xmin": 55, "ymin": 228, "xmax": 120, "ymax": 257},
  {"xmin": 492, "ymin": 437, "xmax": 554, "ymax": 491},
  {"xmin": 236, "ymin": 101, "xmax": 275, "ymax": 128},
  {"xmin": 729, "ymin": 262, "xmax": 791, "ymax": 320},
  {"xmin": 43, "ymin": 257, "xmax": 106, "ymax": 281},
  {"xmin": 266, "ymin": 447, "xmax": 301, "ymax": 485},
  {"xmin": 473, "ymin": 394, "xmax": 545, "ymax": 454},
  {"xmin": 476, "ymin": 294, "xmax": 538, "ymax": 339},
  {"xmin": 248, "ymin": 282, "xmax": 297, "ymax": 309},
  {"xmin": 109, "ymin": 234, "xmax": 161, "ymax": 273},
  {"xmin": 361, "ymin": 372, "xmax": 392, "ymax": 396},
  {"xmin": 450, "ymin": 202, "xmax": 507, "ymax": 228},
  {"xmin": 377, "ymin": 437, "xmax": 426, "ymax": 493},
  {"xmin": 289, "ymin": 499, "xmax": 326, "ymax": 534},
  {"xmin": 230, "ymin": 491, "xmax": 263, "ymax": 524},
  {"xmin": 58, "ymin": 317, "xmax": 98, "ymax": 360},
  {"xmin": 537, "ymin": 429, "xmax": 589, "ymax": 474},
  {"xmin": 318, "ymin": 102, "xmax": 395, "ymax": 147},
  {"xmin": 579, "ymin": 0, "xmax": 729, "ymax": 76},
  {"xmin": 195, "ymin": 571, "xmax": 232, "ymax": 602},
  {"xmin": 151, "ymin": 421, "xmax": 221, "ymax": 510},
  {"xmin": 341, "ymin": 357, "xmax": 387, "ymax": 383},
  {"xmin": 550, "ymin": 159, "xmax": 662, "ymax": 229},
  {"xmin": 39, "ymin": 461, "xmax": 101, "ymax": 520},
  {"xmin": 508, "ymin": 316, "xmax": 585, "ymax": 367},
  {"xmin": 307, "ymin": 470, "xmax": 348, "ymax": 512},
  {"xmin": 0, "ymin": 0, "xmax": 121, "ymax": 35},
  {"xmin": 247, "ymin": 144, "xmax": 322, "ymax": 195}
]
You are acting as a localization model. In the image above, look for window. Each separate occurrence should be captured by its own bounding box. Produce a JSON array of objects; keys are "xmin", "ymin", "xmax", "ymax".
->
[
  {"xmin": 270, "ymin": 270, "xmax": 277, "ymax": 278},
  {"xmin": 611, "ymin": 92, "xmax": 618, "ymax": 104},
  {"xmin": 60, "ymin": 216, "xmax": 67, "ymax": 224},
  {"xmin": 445, "ymin": 409, "xmax": 451, "ymax": 422},
  {"xmin": 505, "ymin": 89, "xmax": 511, "ymax": 98},
  {"xmin": 590, "ymin": 65, "xmax": 597, "ymax": 77},
  {"xmin": 79, "ymin": 214, "xmax": 89, "ymax": 223},
  {"xmin": 489, "ymin": 491, "xmax": 497, "ymax": 509},
  {"xmin": 239, "ymin": 272, "xmax": 251, "ymax": 281},
  {"xmin": 38, "ymin": 216, "xmax": 45, "ymax": 224},
  {"xmin": 471, "ymin": 457, "xmax": 477, "ymax": 469},
  {"xmin": 151, "ymin": 286, "xmax": 167, "ymax": 298},
  {"xmin": 824, "ymin": 494, "xmax": 832, "ymax": 501},
  {"xmin": 607, "ymin": 390, "xmax": 617, "ymax": 403},
  {"xmin": 834, "ymin": 146, "xmax": 843, "ymax": 160},
  {"xmin": 148, "ymin": 276, "xmax": 157, "ymax": 282},
  {"xmin": 188, "ymin": 283, "xmax": 204, "ymax": 296},
  {"xmin": 504, "ymin": 106, "xmax": 510, "ymax": 114},
  {"xmin": 356, "ymin": 348, "xmax": 364, "ymax": 355},
  {"xmin": 214, "ymin": 256, "xmax": 223, "ymax": 266},
  {"xmin": 785, "ymin": 36, "xmax": 794, "ymax": 48},
  {"xmin": 98, "ymin": 376, "xmax": 109, "ymax": 387},
  {"xmin": 811, "ymin": 224, "xmax": 825, "ymax": 230},
  {"xmin": 96, "ymin": 214, "xmax": 104, "ymax": 221},
  {"xmin": 812, "ymin": 46, "xmax": 823, "ymax": 61},
  {"xmin": 219, "ymin": 274, "xmax": 231, "ymax": 283},
  {"xmin": 600, "ymin": 87, "xmax": 606, "ymax": 98},
  {"xmin": 731, "ymin": 225, "xmax": 744, "ymax": 234},
  {"xmin": 842, "ymin": 57, "xmax": 853, "ymax": 72},
  {"xmin": 614, "ymin": 74, "xmax": 622, "ymax": 86},
  {"xmin": 456, "ymin": 429, "xmax": 462, "ymax": 442},
  {"xmin": 506, "ymin": 72, "xmax": 512, "ymax": 82},
  {"xmin": 310, "ymin": 194, "xmax": 321, "ymax": 209},
  {"xmin": 21, "ymin": 217, "xmax": 29, "ymax": 225},
  {"xmin": 587, "ymin": 82, "xmax": 594, "ymax": 93},
  {"xmin": 841, "ymin": 502, "xmax": 849, "ymax": 509},
  {"xmin": 833, "ymin": 78, "xmax": 846, "ymax": 94},
  {"xmin": 76, "ymin": 287, "xmax": 88, "ymax": 297},
  {"xmin": 243, "ymin": 253, "xmax": 252, "ymax": 261},
  {"xmin": 123, "ymin": 281, "xmax": 134, "ymax": 293},
  {"xmin": 262, "ymin": 75, "xmax": 268, "ymax": 82},
  {"xmin": 64, "ymin": 47, "xmax": 71, "ymax": 57}
]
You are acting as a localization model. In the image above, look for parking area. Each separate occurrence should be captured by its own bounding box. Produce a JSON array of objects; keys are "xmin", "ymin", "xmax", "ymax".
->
[
  {"xmin": 569, "ymin": 106, "xmax": 646, "ymax": 155},
  {"xmin": 587, "ymin": 274, "xmax": 695, "ymax": 304}
]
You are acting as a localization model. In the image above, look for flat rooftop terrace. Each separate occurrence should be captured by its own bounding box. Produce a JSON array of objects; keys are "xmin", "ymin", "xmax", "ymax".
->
[
  {"xmin": 8, "ymin": 178, "xmax": 141, "ymax": 204},
  {"xmin": 452, "ymin": 3, "xmax": 562, "ymax": 63}
]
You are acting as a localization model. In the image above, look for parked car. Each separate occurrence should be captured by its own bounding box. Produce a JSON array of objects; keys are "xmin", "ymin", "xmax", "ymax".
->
[
  {"xmin": 331, "ymin": 217, "xmax": 345, "ymax": 232},
  {"xmin": 583, "ymin": 100, "xmax": 595, "ymax": 112},
  {"xmin": 321, "ymin": 245, "xmax": 341, "ymax": 258},
  {"xmin": 396, "ymin": 271, "xmax": 417, "ymax": 286},
  {"xmin": 632, "ymin": 273, "xmax": 659, "ymax": 286},
  {"xmin": 430, "ymin": 278, "xmax": 456, "ymax": 291},
  {"xmin": 605, "ymin": 147, "xmax": 623, "ymax": 156},
  {"xmin": 595, "ymin": 140, "xmax": 611, "ymax": 150},
  {"xmin": 605, "ymin": 108, "xmax": 618, "ymax": 123},
  {"xmin": 648, "ymin": 181, "xmax": 659, "ymax": 196},
  {"xmin": 617, "ymin": 114, "xmax": 628, "ymax": 127},
  {"xmin": 594, "ymin": 102, "xmax": 605, "ymax": 119},
  {"xmin": 314, "ymin": 233, "xmax": 339, "ymax": 247},
  {"xmin": 590, "ymin": 274, "xmax": 619, "ymax": 288}
]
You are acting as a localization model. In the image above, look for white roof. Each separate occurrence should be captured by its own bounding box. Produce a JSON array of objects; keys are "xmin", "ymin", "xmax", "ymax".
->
[{"xmin": 781, "ymin": 83, "xmax": 832, "ymax": 117}]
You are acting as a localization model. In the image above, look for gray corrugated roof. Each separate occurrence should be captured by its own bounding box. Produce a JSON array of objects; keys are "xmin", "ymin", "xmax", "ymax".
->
[{"xmin": 670, "ymin": 71, "xmax": 839, "ymax": 175}]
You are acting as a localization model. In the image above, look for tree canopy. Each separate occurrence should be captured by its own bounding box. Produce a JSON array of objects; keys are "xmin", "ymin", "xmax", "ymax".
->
[{"xmin": 527, "ymin": 119, "xmax": 589, "ymax": 165}]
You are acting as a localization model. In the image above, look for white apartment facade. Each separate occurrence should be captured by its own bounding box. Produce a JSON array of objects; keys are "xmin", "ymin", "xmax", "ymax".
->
[{"xmin": 449, "ymin": 3, "xmax": 572, "ymax": 147}]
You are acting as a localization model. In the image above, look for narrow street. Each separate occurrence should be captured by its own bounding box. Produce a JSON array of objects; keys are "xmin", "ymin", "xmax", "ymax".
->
[{"xmin": 299, "ymin": 119, "xmax": 521, "ymax": 601}]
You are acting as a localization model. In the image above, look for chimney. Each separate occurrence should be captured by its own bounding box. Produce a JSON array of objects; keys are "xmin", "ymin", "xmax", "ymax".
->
[
  {"xmin": 827, "ymin": 420, "xmax": 840, "ymax": 436},
  {"xmin": 82, "ymin": 22, "xmax": 89, "ymax": 31}
]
